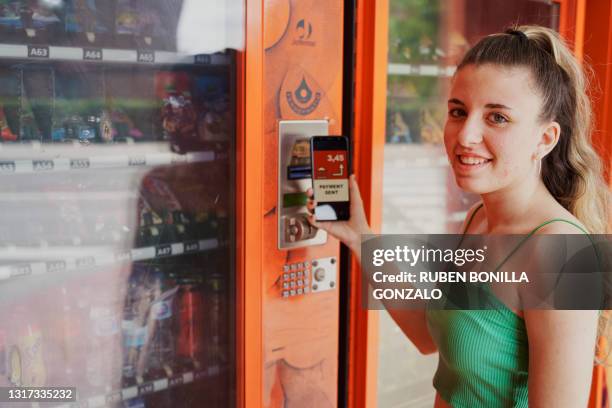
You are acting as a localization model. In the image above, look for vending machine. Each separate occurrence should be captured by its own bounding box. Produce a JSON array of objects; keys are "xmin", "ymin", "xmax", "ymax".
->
[
  {"xmin": 0, "ymin": 0, "xmax": 357, "ymax": 405},
  {"xmin": 2, "ymin": 1, "xmax": 605, "ymax": 408},
  {"xmin": 0, "ymin": 0, "xmax": 238, "ymax": 406}
]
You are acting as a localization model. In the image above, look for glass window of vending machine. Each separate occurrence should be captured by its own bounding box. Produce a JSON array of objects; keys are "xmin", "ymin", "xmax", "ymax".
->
[
  {"xmin": 378, "ymin": 1, "xmax": 562, "ymax": 406},
  {"xmin": 0, "ymin": 1, "xmax": 243, "ymax": 407}
]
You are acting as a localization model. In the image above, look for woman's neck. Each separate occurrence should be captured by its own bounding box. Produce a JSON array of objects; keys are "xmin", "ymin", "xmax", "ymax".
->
[{"xmin": 480, "ymin": 176, "xmax": 552, "ymax": 232}]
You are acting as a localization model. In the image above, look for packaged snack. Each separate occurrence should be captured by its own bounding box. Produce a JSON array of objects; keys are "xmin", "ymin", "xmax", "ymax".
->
[
  {"xmin": 20, "ymin": 0, "xmax": 64, "ymax": 38},
  {"xmin": 0, "ymin": 1, "xmax": 22, "ymax": 29},
  {"xmin": 64, "ymin": 0, "xmax": 113, "ymax": 44}
]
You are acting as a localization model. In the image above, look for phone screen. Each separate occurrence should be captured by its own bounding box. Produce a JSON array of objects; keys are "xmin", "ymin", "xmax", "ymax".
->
[{"xmin": 311, "ymin": 136, "xmax": 350, "ymax": 221}]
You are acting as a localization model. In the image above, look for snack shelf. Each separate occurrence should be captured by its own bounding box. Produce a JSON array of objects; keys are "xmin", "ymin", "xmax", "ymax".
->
[
  {"xmin": 0, "ymin": 150, "xmax": 215, "ymax": 175},
  {"xmin": 50, "ymin": 364, "xmax": 226, "ymax": 408},
  {"xmin": 0, "ymin": 238, "xmax": 220, "ymax": 282},
  {"xmin": 0, "ymin": 44, "xmax": 231, "ymax": 66}
]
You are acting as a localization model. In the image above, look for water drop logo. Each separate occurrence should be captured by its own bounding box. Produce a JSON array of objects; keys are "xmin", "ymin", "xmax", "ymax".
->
[
  {"xmin": 295, "ymin": 78, "xmax": 312, "ymax": 104},
  {"xmin": 286, "ymin": 77, "xmax": 321, "ymax": 115}
]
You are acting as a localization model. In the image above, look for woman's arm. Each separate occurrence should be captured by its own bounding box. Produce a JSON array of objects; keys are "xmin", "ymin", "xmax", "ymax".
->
[
  {"xmin": 523, "ymin": 217, "xmax": 598, "ymax": 406},
  {"xmin": 385, "ymin": 309, "xmax": 437, "ymax": 354},
  {"xmin": 307, "ymin": 175, "xmax": 441, "ymax": 354},
  {"xmin": 383, "ymin": 201, "xmax": 484, "ymax": 354},
  {"xmin": 308, "ymin": 181, "xmax": 483, "ymax": 355},
  {"xmin": 525, "ymin": 309, "xmax": 598, "ymax": 407}
]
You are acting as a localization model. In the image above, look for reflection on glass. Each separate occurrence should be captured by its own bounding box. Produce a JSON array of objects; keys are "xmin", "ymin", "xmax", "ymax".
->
[
  {"xmin": 0, "ymin": 1, "xmax": 238, "ymax": 407},
  {"xmin": 177, "ymin": 0, "xmax": 245, "ymax": 54}
]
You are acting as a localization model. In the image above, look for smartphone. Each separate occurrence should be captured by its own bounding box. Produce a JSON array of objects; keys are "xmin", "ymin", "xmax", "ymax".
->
[{"xmin": 310, "ymin": 135, "xmax": 350, "ymax": 221}]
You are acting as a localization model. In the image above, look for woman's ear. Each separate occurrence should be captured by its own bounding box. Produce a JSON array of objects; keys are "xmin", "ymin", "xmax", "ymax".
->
[{"xmin": 535, "ymin": 121, "xmax": 561, "ymax": 159}]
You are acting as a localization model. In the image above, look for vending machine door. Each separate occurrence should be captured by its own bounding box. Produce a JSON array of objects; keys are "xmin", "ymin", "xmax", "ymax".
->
[
  {"xmin": 0, "ymin": 1, "xmax": 242, "ymax": 406},
  {"xmin": 261, "ymin": 0, "xmax": 345, "ymax": 407}
]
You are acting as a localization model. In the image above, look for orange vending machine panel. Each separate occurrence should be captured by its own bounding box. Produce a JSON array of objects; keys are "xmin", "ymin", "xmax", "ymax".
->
[{"xmin": 260, "ymin": 0, "xmax": 345, "ymax": 406}]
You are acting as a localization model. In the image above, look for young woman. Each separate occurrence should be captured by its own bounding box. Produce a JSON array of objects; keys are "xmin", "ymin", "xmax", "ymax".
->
[{"xmin": 307, "ymin": 26, "xmax": 609, "ymax": 407}]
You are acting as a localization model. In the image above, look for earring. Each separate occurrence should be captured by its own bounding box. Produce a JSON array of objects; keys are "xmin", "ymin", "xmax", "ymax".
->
[{"xmin": 533, "ymin": 156, "xmax": 542, "ymax": 176}]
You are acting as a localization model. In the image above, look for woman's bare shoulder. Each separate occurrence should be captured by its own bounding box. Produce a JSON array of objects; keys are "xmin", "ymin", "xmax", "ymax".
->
[{"xmin": 534, "ymin": 207, "xmax": 588, "ymax": 234}]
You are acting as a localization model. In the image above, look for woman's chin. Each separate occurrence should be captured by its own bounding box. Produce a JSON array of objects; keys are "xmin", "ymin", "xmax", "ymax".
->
[{"xmin": 454, "ymin": 176, "xmax": 490, "ymax": 194}]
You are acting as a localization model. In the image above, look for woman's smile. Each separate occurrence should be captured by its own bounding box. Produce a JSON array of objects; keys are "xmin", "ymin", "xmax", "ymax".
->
[{"xmin": 453, "ymin": 153, "xmax": 493, "ymax": 175}]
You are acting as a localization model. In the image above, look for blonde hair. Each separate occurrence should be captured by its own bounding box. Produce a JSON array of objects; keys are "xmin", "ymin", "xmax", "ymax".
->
[{"xmin": 458, "ymin": 25, "xmax": 610, "ymax": 234}]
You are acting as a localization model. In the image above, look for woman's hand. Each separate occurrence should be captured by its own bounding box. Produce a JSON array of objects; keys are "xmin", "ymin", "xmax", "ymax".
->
[{"xmin": 306, "ymin": 174, "xmax": 373, "ymax": 253}]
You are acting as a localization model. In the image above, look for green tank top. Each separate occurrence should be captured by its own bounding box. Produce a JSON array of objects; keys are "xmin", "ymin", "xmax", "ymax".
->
[{"xmin": 425, "ymin": 204, "xmax": 589, "ymax": 408}]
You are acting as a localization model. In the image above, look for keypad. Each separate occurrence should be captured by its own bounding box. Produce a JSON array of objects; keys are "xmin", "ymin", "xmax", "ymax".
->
[{"xmin": 279, "ymin": 261, "xmax": 312, "ymax": 298}]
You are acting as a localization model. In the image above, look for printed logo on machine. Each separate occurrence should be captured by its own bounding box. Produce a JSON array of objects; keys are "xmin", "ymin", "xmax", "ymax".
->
[
  {"xmin": 293, "ymin": 19, "xmax": 315, "ymax": 46},
  {"xmin": 285, "ymin": 77, "xmax": 321, "ymax": 116}
]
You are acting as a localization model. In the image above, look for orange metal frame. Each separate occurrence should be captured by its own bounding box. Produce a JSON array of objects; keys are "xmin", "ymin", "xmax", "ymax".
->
[
  {"xmin": 239, "ymin": 1, "xmax": 345, "ymax": 407},
  {"xmin": 238, "ymin": 1, "xmax": 264, "ymax": 407},
  {"xmin": 553, "ymin": 1, "xmax": 610, "ymax": 406},
  {"xmin": 347, "ymin": 1, "xmax": 389, "ymax": 407},
  {"xmin": 259, "ymin": 0, "xmax": 345, "ymax": 404},
  {"xmin": 557, "ymin": 0, "xmax": 585, "ymax": 59},
  {"xmin": 582, "ymin": 0, "xmax": 612, "ymax": 185},
  {"xmin": 580, "ymin": 2, "xmax": 612, "ymax": 406}
]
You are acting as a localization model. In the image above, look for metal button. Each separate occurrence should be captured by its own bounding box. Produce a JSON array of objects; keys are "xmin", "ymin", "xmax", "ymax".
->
[
  {"xmin": 290, "ymin": 264, "xmax": 297, "ymax": 271},
  {"xmin": 297, "ymin": 262, "xmax": 303, "ymax": 269},
  {"xmin": 290, "ymin": 289, "xmax": 296, "ymax": 296},
  {"xmin": 283, "ymin": 265, "xmax": 290, "ymax": 272},
  {"xmin": 282, "ymin": 291, "xmax": 289, "ymax": 298},
  {"xmin": 283, "ymin": 273, "xmax": 289, "ymax": 280},
  {"xmin": 304, "ymin": 261, "xmax": 310, "ymax": 268},
  {"xmin": 297, "ymin": 271, "xmax": 303, "ymax": 278},
  {"xmin": 290, "ymin": 281, "xmax": 296, "ymax": 288},
  {"xmin": 297, "ymin": 288, "xmax": 303, "ymax": 295},
  {"xmin": 290, "ymin": 272, "xmax": 296, "ymax": 279},
  {"xmin": 314, "ymin": 268, "xmax": 325, "ymax": 282},
  {"xmin": 297, "ymin": 280, "xmax": 303, "ymax": 286},
  {"xmin": 282, "ymin": 282, "xmax": 289, "ymax": 289}
]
